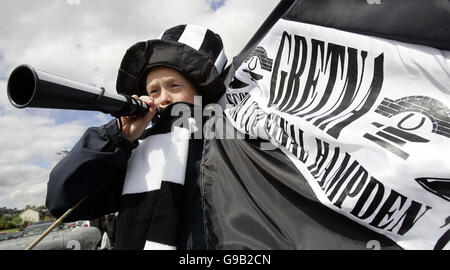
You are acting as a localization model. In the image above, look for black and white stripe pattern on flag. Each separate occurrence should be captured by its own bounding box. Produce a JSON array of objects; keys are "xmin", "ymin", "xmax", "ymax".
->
[{"xmin": 117, "ymin": 114, "xmax": 199, "ymax": 250}]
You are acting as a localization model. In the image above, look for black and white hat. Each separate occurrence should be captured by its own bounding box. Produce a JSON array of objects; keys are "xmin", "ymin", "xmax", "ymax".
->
[{"xmin": 116, "ymin": 24, "xmax": 228, "ymax": 104}]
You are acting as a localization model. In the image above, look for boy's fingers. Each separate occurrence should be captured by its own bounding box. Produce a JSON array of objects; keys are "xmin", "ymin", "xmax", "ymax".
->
[
  {"xmin": 128, "ymin": 96, "xmax": 157, "ymax": 123},
  {"xmin": 139, "ymin": 96, "xmax": 158, "ymax": 114},
  {"xmin": 138, "ymin": 96, "xmax": 155, "ymax": 106}
]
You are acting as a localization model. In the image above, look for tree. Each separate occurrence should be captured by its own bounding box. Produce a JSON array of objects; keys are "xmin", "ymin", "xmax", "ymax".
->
[
  {"xmin": 0, "ymin": 215, "xmax": 7, "ymax": 225},
  {"xmin": 11, "ymin": 214, "xmax": 23, "ymax": 227},
  {"xmin": 20, "ymin": 221, "xmax": 29, "ymax": 230}
]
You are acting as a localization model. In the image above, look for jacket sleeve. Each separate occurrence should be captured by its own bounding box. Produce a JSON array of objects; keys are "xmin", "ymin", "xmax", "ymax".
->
[{"xmin": 46, "ymin": 119, "xmax": 138, "ymax": 222}]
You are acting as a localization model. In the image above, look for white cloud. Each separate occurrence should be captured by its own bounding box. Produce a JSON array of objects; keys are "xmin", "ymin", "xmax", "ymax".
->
[
  {"xmin": 0, "ymin": 0, "xmax": 279, "ymax": 209},
  {"xmin": 0, "ymin": 164, "xmax": 49, "ymax": 208},
  {"xmin": 0, "ymin": 80, "xmax": 87, "ymax": 209}
]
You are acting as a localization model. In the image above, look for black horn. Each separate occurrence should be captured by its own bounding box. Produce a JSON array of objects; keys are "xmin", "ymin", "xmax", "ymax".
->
[{"xmin": 7, "ymin": 64, "xmax": 148, "ymax": 117}]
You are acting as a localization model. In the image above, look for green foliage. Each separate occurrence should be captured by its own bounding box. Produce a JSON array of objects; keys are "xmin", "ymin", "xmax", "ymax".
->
[
  {"xmin": 0, "ymin": 228, "xmax": 19, "ymax": 233},
  {"xmin": 11, "ymin": 214, "xmax": 23, "ymax": 226},
  {"xmin": 0, "ymin": 213, "xmax": 24, "ymax": 231},
  {"xmin": 20, "ymin": 221, "xmax": 29, "ymax": 230}
]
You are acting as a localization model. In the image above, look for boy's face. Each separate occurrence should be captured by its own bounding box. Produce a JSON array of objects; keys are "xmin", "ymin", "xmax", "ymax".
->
[{"xmin": 145, "ymin": 66, "xmax": 198, "ymax": 109}]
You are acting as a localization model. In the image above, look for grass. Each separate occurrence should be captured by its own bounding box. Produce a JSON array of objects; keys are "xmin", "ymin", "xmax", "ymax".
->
[{"xmin": 0, "ymin": 228, "xmax": 20, "ymax": 233}]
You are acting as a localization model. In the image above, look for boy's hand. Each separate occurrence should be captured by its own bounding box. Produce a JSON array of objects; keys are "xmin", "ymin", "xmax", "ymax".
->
[{"xmin": 118, "ymin": 95, "xmax": 158, "ymax": 142}]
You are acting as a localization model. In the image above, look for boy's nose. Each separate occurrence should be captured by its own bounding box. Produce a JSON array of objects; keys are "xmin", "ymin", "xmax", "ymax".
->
[{"xmin": 158, "ymin": 90, "xmax": 172, "ymax": 108}]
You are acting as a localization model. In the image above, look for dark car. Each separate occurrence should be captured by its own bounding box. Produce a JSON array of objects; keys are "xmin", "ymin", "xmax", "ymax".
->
[
  {"xmin": 0, "ymin": 232, "xmax": 11, "ymax": 242},
  {"xmin": 21, "ymin": 222, "xmax": 63, "ymax": 238},
  {"xmin": 11, "ymin": 231, "xmax": 23, "ymax": 239}
]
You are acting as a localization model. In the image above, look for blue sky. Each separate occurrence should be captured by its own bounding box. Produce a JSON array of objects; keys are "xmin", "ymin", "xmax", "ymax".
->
[
  {"xmin": 0, "ymin": 0, "xmax": 279, "ymax": 209},
  {"xmin": 210, "ymin": 0, "xmax": 226, "ymax": 10}
]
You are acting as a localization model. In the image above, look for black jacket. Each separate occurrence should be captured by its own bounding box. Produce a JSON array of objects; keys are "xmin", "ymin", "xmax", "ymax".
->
[{"xmin": 46, "ymin": 103, "xmax": 206, "ymax": 250}]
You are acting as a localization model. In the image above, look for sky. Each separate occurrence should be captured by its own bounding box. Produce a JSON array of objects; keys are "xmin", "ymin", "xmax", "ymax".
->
[{"xmin": 0, "ymin": 0, "xmax": 280, "ymax": 209}]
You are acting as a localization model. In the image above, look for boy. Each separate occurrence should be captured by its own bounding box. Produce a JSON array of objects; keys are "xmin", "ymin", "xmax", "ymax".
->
[{"xmin": 46, "ymin": 25, "xmax": 228, "ymax": 250}]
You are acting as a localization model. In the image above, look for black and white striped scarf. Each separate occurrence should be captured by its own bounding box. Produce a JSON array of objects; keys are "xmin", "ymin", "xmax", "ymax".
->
[{"xmin": 115, "ymin": 103, "xmax": 202, "ymax": 250}]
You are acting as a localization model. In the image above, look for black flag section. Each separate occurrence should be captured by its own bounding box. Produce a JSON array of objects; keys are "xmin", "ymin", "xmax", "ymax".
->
[{"xmin": 200, "ymin": 118, "xmax": 401, "ymax": 249}]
